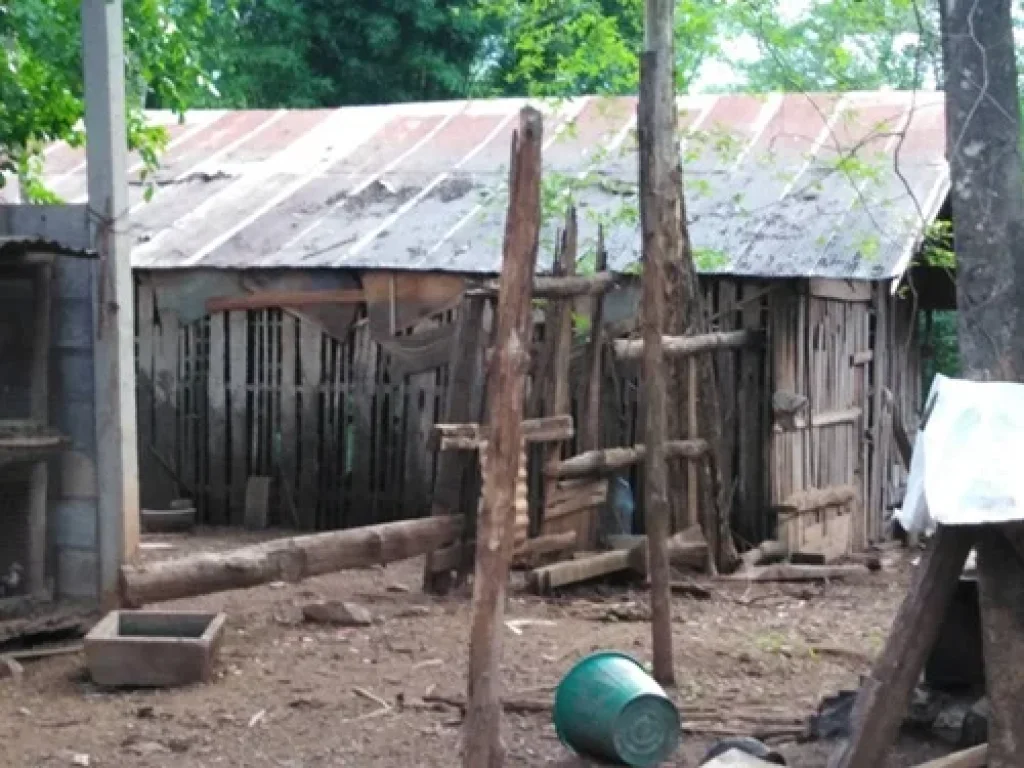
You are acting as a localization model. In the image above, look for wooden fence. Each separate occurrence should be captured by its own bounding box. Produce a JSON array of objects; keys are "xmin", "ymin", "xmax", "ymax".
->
[
  {"xmin": 136, "ymin": 282, "xmax": 449, "ymax": 529},
  {"xmin": 134, "ymin": 276, "xmax": 777, "ymax": 540}
]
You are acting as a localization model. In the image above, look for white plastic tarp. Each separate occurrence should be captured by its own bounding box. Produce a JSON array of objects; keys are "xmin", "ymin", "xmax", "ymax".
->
[{"xmin": 898, "ymin": 374, "xmax": 1024, "ymax": 534}]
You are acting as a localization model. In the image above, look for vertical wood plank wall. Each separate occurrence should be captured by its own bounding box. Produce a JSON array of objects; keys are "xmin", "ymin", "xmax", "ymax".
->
[
  {"xmin": 769, "ymin": 284, "xmax": 922, "ymax": 554},
  {"xmin": 587, "ymin": 278, "xmax": 772, "ymax": 546},
  {"xmin": 134, "ymin": 273, "xmax": 919, "ymax": 545},
  {"xmin": 135, "ymin": 280, "xmax": 448, "ymax": 529}
]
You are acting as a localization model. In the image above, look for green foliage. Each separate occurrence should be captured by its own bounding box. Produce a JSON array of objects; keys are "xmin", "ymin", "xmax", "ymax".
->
[
  {"xmin": 197, "ymin": 0, "xmax": 488, "ymax": 108},
  {"xmin": 724, "ymin": 0, "xmax": 939, "ymax": 93},
  {"xmin": 921, "ymin": 310, "xmax": 960, "ymax": 388},
  {"xmin": 472, "ymin": 0, "xmax": 725, "ymax": 97},
  {"xmin": 0, "ymin": 0, "xmax": 224, "ymax": 201}
]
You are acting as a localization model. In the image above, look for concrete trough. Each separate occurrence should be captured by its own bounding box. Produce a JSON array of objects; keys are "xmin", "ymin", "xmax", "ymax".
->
[{"xmin": 85, "ymin": 610, "xmax": 226, "ymax": 688}]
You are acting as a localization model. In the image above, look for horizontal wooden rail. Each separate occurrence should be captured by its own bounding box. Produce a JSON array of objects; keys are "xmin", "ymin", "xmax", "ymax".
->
[
  {"xmin": 613, "ymin": 329, "xmax": 762, "ymax": 361},
  {"xmin": 207, "ymin": 288, "xmax": 368, "ymax": 313},
  {"xmin": 430, "ymin": 415, "xmax": 574, "ymax": 452},
  {"xmin": 772, "ymin": 407, "xmax": 862, "ymax": 432},
  {"xmin": 551, "ymin": 439, "xmax": 708, "ymax": 479},
  {"xmin": 774, "ymin": 484, "xmax": 857, "ymax": 515},
  {"xmin": 469, "ymin": 272, "xmax": 617, "ymax": 299}
]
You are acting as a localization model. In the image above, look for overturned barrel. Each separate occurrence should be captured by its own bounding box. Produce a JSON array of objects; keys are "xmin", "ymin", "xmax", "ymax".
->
[{"xmin": 553, "ymin": 651, "xmax": 680, "ymax": 766}]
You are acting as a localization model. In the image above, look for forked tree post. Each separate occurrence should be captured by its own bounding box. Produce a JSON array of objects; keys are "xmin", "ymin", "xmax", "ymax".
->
[{"xmin": 463, "ymin": 106, "xmax": 543, "ymax": 768}]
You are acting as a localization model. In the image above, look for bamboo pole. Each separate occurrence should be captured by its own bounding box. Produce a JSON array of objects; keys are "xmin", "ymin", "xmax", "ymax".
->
[{"xmin": 463, "ymin": 107, "xmax": 543, "ymax": 768}]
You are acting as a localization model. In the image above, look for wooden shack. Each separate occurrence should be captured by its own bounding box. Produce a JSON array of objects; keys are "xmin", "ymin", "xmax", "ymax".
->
[{"xmin": 19, "ymin": 90, "xmax": 950, "ymax": 557}]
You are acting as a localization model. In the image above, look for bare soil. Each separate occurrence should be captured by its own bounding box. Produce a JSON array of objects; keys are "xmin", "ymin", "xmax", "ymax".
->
[{"xmin": 0, "ymin": 531, "xmax": 953, "ymax": 767}]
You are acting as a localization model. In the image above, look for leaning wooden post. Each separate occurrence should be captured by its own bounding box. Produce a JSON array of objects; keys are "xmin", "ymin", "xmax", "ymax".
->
[
  {"xmin": 463, "ymin": 107, "xmax": 543, "ymax": 768},
  {"xmin": 637, "ymin": 0, "xmax": 677, "ymax": 687},
  {"xmin": 423, "ymin": 295, "xmax": 487, "ymax": 594}
]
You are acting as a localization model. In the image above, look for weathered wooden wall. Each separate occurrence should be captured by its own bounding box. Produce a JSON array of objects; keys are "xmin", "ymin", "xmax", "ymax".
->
[
  {"xmin": 768, "ymin": 279, "xmax": 921, "ymax": 556},
  {"xmin": 134, "ymin": 270, "xmax": 920, "ymax": 548},
  {"xmin": 136, "ymin": 278, "xmax": 449, "ymax": 529},
  {"xmin": 579, "ymin": 277, "xmax": 773, "ymax": 546}
]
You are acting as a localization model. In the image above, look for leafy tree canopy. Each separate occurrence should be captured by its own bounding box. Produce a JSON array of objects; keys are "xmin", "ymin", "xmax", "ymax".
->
[{"xmin": 0, "ymin": 0, "xmax": 223, "ymax": 200}]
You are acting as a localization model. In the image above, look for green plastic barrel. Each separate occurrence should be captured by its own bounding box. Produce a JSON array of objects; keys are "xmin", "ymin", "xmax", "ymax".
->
[{"xmin": 553, "ymin": 651, "xmax": 681, "ymax": 766}]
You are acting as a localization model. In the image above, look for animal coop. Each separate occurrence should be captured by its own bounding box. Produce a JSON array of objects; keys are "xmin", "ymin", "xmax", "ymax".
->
[
  {"xmin": 0, "ymin": 235, "xmax": 107, "ymax": 604},
  {"xmin": 25, "ymin": 90, "xmax": 951, "ymax": 560}
]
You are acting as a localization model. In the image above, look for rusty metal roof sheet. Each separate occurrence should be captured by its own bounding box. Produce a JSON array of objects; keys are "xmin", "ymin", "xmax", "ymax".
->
[{"xmin": 19, "ymin": 91, "xmax": 949, "ymax": 280}]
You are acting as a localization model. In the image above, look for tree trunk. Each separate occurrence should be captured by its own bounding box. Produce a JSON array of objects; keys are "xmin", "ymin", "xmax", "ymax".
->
[
  {"xmin": 940, "ymin": 3, "xmax": 1024, "ymax": 767},
  {"xmin": 463, "ymin": 106, "xmax": 543, "ymax": 768},
  {"xmin": 120, "ymin": 515, "xmax": 462, "ymax": 607}
]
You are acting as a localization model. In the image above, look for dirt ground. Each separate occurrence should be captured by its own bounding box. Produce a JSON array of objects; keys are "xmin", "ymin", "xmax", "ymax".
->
[{"xmin": 0, "ymin": 530, "xmax": 954, "ymax": 767}]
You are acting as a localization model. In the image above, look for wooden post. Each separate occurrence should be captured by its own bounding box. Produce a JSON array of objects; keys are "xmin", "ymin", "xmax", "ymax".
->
[
  {"xmin": 582, "ymin": 227, "xmax": 608, "ymax": 454},
  {"xmin": 939, "ymin": 3, "xmax": 1024, "ymax": 767},
  {"xmin": 83, "ymin": 0, "xmax": 139, "ymax": 606},
  {"xmin": 463, "ymin": 107, "xmax": 543, "ymax": 768},
  {"xmin": 537, "ymin": 208, "xmax": 577, "ymax": 540},
  {"xmin": 423, "ymin": 296, "xmax": 487, "ymax": 594},
  {"xmin": 638, "ymin": 0, "xmax": 676, "ymax": 687}
]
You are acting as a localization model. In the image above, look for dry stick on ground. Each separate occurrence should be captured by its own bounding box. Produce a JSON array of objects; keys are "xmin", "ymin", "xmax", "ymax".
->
[{"xmin": 462, "ymin": 106, "xmax": 543, "ymax": 768}]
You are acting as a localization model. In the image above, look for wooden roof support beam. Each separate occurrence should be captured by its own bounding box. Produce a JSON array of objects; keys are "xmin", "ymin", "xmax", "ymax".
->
[
  {"xmin": 550, "ymin": 439, "xmax": 708, "ymax": 480},
  {"xmin": 613, "ymin": 329, "xmax": 763, "ymax": 362},
  {"xmin": 206, "ymin": 288, "xmax": 367, "ymax": 313},
  {"xmin": 469, "ymin": 272, "xmax": 616, "ymax": 299}
]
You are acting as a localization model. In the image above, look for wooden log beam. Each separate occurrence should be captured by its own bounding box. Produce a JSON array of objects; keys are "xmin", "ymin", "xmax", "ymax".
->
[
  {"xmin": 119, "ymin": 515, "xmax": 463, "ymax": 607},
  {"xmin": 771, "ymin": 408, "xmax": 862, "ymax": 432},
  {"xmin": 512, "ymin": 531, "xmax": 577, "ymax": 568},
  {"xmin": 525, "ymin": 531, "xmax": 707, "ymax": 593},
  {"xmin": 826, "ymin": 525, "xmax": 975, "ymax": 768},
  {"xmin": 740, "ymin": 540, "xmax": 789, "ymax": 570},
  {"xmin": 463, "ymin": 106, "xmax": 543, "ymax": 768},
  {"xmin": 470, "ymin": 272, "xmax": 616, "ymax": 299},
  {"xmin": 722, "ymin": 564, "xmax": 870, "ymax": 583},
  {"xmin": 550, "ymin": 439, "xmax": 708, "ymax": 479},
  {"xmin": 613, "ymin": 330, "xmax": 762, "ymax": 362},
  {"xmin": 206, "ymin": 288, "xmax": 368, "ymax": 313},
  {"xmin": 430, "ymin": 415, "xmax": 574, "ymax": 452},
  {"xmin": 776, "ymin": 485, "xmax": 857, "ymax": 514},
  {"xmin": 527, "ymin": 549, "xmax": 636, "ymax": 593}
]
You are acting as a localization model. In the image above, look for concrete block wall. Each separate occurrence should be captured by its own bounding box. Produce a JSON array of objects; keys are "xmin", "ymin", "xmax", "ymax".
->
[{"xmin": 49, "ymin": 255, "xmax": 100, "ymax": 600}]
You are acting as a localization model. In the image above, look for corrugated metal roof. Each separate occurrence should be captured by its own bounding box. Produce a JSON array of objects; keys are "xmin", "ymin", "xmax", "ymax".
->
[
  {"xmin": 0, "ymin": 236, "xmax": 96, "ymax": 259},
  {"xmin": 19, "ymin": 91, "xmax": 949, "ymax": 280}
]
